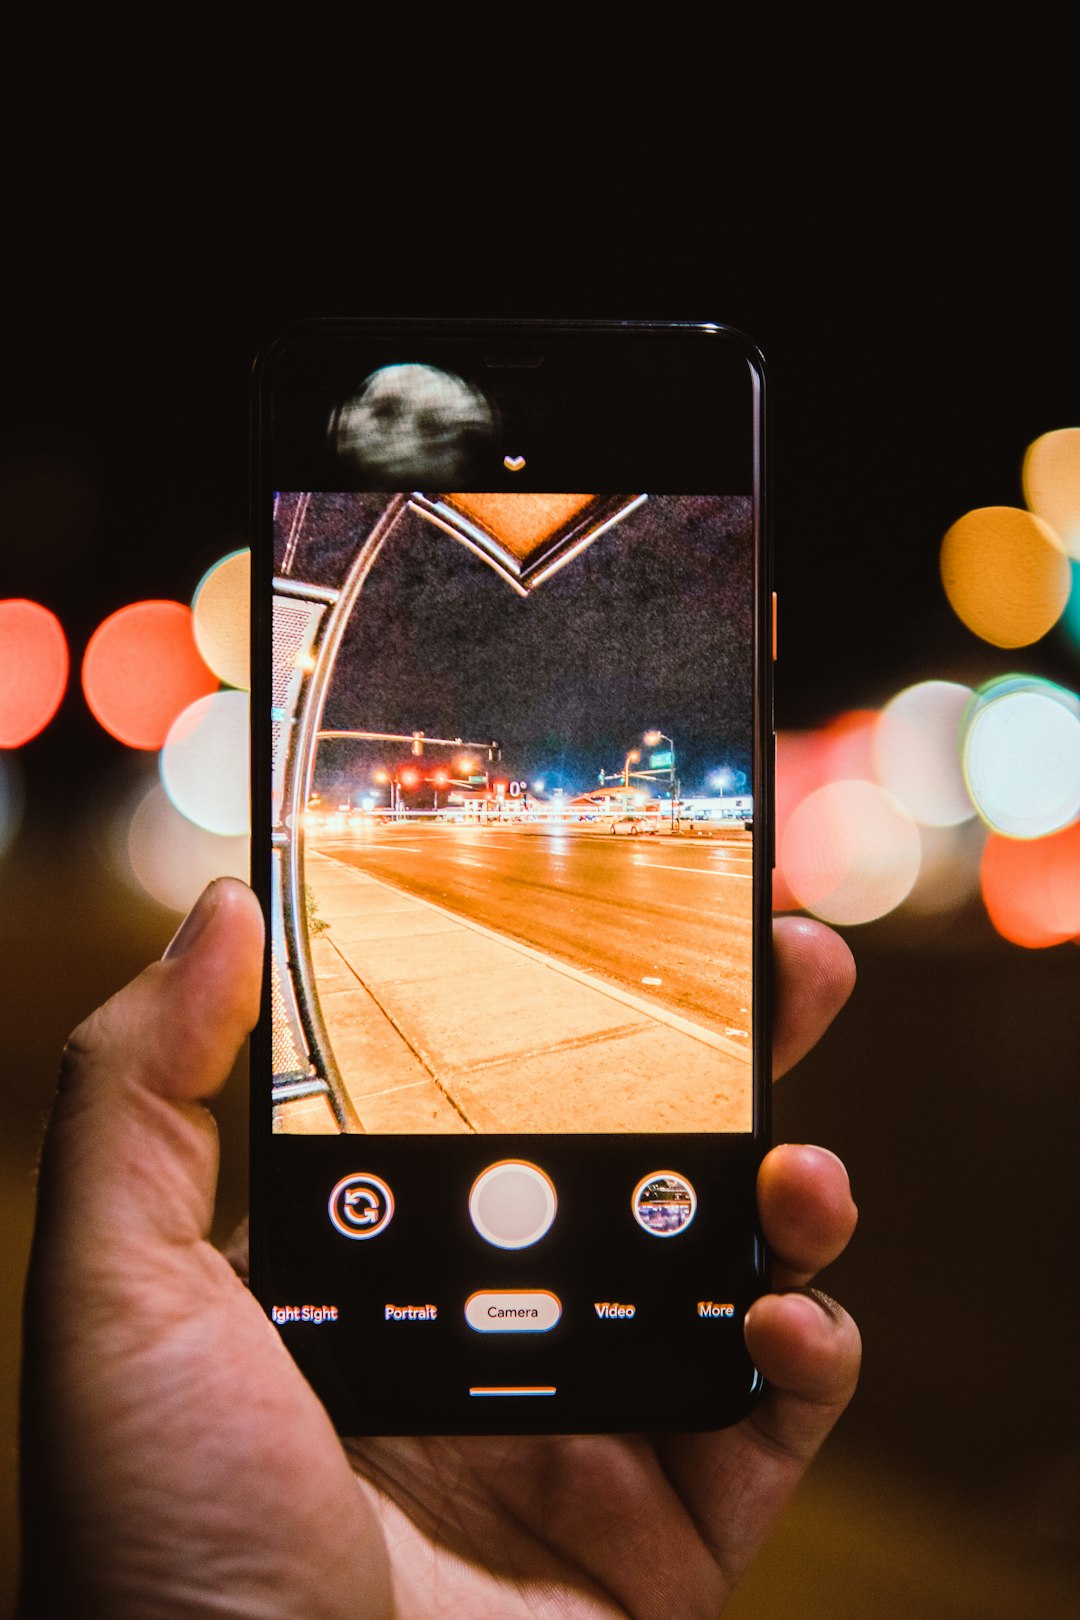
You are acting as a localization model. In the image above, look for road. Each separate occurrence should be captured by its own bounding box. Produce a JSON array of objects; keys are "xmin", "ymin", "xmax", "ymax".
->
[{"xmin": 310, "ymin": 820, "xmax": 754, "ymax": 1041}]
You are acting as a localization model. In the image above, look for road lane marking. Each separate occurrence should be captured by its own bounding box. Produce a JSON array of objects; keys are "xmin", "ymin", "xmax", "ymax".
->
[
  {"xmin": 318, "ymin": 841, "xmax": 424, "ymax": 853},
  {"xmin": 634, "ymin": 861, "xmax": 752, "ymax": 878}
]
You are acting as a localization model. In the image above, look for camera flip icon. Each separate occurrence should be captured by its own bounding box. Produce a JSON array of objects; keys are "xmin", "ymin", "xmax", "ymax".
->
[{"xmin": 328, "ymin": 1172, "xmax": 395, "ymax": 1239}]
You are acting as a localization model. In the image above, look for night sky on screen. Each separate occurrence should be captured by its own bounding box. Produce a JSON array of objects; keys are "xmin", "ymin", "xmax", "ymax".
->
[{"xmin": 319, "ymin": 494, "xmax": 753, "ymax": 797}]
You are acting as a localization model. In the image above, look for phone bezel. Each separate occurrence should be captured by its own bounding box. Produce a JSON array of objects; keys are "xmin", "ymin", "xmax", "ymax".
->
[{"xmin": 249, "ymin": 317, "xmax": 772, "ymax": 1435}]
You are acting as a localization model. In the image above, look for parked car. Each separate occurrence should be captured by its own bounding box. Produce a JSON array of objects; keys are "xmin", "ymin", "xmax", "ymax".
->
[{"xmin": 610, "ymin": 814, "xmax": 656, "ymax": 835}]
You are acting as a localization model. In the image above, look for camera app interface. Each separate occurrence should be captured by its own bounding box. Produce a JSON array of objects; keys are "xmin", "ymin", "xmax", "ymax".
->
[{"xmin": 261, "ymin": 351, "xmax": 762, "ymax": 1431}]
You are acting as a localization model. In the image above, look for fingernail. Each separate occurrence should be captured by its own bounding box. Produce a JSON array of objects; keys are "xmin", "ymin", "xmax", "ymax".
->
[
  {"xmin": 164, "ymin": 884, "xmax": 218, "ymax": 959},
  {"xmin": 746, "ymin": 1287, "xmax": 845, "ymax": 1339},
  {"xmin": 796, "ymin": 1143, "xmax": 854, "ymax": 1199},
  {"xmin": 795, "ymin": 1143, "xmax": 846, "ymax": 1172},
  {"xmin": 790, "ymin": 1286, "xmax": 843, "ymax": 1326}
]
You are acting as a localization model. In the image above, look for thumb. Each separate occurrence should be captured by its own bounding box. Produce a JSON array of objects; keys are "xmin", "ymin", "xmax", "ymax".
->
[
  {"xmin": 30, "ymin": 877, "xmax": 264, "ymax": 1263},
  {"xmin": 20, "ymin": 884, "xmax": 395, "ymax": 1619}
]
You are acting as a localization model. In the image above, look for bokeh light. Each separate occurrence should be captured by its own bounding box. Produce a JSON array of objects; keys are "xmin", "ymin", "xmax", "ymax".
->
[
  {"xmin": 773, "ymin": 715, "xmax": 880, "ymax": 913},
  {"xmin": 780, "ymin": 779, "xmax": 922, "ymax": 925},
  {"xmin": 940, "ymin": 506, "xmax": 1070, "ymax": 648},
  {"xmin": 160, "ymin": 689, "xmax": 250, "ymax": 835},
  {"xmin": 124, "ymin": 779, "xmax": 250, "ymax": 912},
  {"xmin": 962, "ymin": 675, "xmax": 1080, "ymax": 839},
  {"xmin": 903, "ymin": 820, "xmax": 986, "ymax": 916},
  {"xmin": 1022, "ymin": 427, "xmax": 1080, "ymax": 561},
  {"xmin": 0, "ymin": 752, "xmax": 25, "ymax": 858},
  {"xmin": 192, "ymin": 548, "xmax": 251, "ymax": 690},
  {"xmin": 873, "ymin": 680, "xmax": 975, "ymax": 827},
  {"xmin": 1060, "ymin": 560, "xmax": 1080, "ymax": 655},
  {"xmin": 773, "ymin": 730, "xmax": 833, "ymax": 911},
  {"xmin": 82, "ymin": 600, "xmax": 219, "ymax": 748},
  {"xmin": 0, "ymin": 599, "xmax": 69, "ymax": 746},
  {"xmin": 980, "ymin": 820, "xmax": 1080, "ymax": 948},
  {"xmin": 819, "ymin": 708, "xmax": 879, "ymax": 782}
]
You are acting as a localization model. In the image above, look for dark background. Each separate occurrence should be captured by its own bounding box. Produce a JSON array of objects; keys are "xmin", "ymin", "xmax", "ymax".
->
[{"xmin": 3, "ymin": 189, "xmax": 1079, "ymax": 1616}]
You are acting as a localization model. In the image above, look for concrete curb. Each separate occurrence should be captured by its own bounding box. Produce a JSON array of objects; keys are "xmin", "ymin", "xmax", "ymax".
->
[{"xmin": 306, "ymin": 848, "xmax": 753, "ymax": 1135}]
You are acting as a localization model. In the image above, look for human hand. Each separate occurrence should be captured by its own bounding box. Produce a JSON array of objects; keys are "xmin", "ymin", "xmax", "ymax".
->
[{"xmin": 19, "ymin": 880, "xmax": 858, "ymax": 1618}]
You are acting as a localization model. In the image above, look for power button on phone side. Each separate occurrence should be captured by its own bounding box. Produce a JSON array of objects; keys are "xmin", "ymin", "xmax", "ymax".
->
[{"xmin": 771, "ymin": 730, "xmax": 777, "ymax": 870}]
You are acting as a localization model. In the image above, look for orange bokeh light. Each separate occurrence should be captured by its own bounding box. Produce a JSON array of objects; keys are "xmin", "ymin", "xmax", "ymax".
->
[
  {"xmin": 1022, "ymin": 427, "xmax": 1080, "ymax": 561},
  {"xmin": 774, "ymin": 731, "xmax": 831, "ymax": 910},
  {"xmin": 940, "ymin": 505, "xmax": 1070, "ymax": 648},
  {"xmin": 820, "ymin": 708, "xmax": 879, "ymax": 781},
  {"xmin": 980, "ymin": 820, "xmax": 1080, "ymax": 948},
  {"xmin": 82, "ymin": 601, "xmax": 219, "ymax": 749},
  {"xmin": 0, "ymin": 599, "xmax": 69, "ymax": 746},
  {"xmin": 773, "ymin": 714, "xmax": 879, "ymax": 911}
]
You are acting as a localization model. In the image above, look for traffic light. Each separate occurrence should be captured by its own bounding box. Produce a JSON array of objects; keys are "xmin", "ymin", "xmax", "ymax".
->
[
  {"xmin": 411, "ymin": 732, "xmax": 424, "ymax": 755},
  {"xmin": 488, "ymin": 739, "xmax": 501, "ymax": 763}
]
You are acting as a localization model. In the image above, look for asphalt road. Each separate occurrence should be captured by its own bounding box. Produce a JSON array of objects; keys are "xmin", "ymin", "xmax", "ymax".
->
[{"xmin": 311, "ymin": 820, "xmax": 754, "ymax": 1040}]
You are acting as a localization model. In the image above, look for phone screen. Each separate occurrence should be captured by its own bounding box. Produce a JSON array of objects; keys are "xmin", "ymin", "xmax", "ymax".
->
[{"xmin": 251, "ymin": 322, "xmax": 771, "ymax": 1434}]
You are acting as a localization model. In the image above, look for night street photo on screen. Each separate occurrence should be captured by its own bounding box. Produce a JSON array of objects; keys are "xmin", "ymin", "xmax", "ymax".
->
[{"xmin": 274, "ymin": 492, "xmax": 757, "ymax": 1135}]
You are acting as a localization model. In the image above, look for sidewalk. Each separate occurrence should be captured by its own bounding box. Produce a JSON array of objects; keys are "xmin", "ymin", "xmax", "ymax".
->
[{"xmin": 305, "ymin": 850, "xmax": 752, "ymax": 1135}]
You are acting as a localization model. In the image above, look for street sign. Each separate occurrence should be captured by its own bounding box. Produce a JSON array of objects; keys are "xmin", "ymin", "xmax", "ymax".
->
[{"xmin": 650, "ymin": 750, "xmax": 673, "ymax": 768}]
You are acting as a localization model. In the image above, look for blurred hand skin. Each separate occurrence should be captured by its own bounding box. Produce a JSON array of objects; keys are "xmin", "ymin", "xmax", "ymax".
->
[{"xmin": 19, "ymin": 879, "xmax": 859, "ymax": 1619}]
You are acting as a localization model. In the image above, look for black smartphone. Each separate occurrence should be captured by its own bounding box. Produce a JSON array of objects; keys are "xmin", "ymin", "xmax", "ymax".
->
[{"xmin": 249, "ymin": 317, "xmax": 772, "ymax": 1436}]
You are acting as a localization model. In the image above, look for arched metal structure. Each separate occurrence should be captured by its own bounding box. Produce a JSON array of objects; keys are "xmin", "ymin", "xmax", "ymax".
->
[{"xmin": 270, "ymin": 491, "xmax": 646, "ymax": 1132}]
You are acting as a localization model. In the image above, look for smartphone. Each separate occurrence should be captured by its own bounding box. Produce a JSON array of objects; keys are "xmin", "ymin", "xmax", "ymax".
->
[{"xmin": 249, "ymin": 318, "xmax": 772, "ymax": 1435}]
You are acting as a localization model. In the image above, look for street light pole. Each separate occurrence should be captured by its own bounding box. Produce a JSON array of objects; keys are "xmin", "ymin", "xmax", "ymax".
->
[
  {"xmin": 644, "ymin": 730, "xmax": 677, "ymax": 831},
  {"xmin": 623, "ymin": 749, "xmax": 640, "ymax": 815}
]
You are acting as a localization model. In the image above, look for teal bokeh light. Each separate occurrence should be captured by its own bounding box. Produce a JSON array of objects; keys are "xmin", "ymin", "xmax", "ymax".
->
[{"xmin": 1060, "ymin": 560, "xmax": 1080, "ymax": 654}]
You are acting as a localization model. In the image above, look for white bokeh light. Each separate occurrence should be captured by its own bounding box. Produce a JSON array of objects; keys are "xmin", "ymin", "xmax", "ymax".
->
[
  {"xmin": 118, "ymin": 779, "xmax": 249, "ymax": 912},
  {"xmin": 160, "ymin": 689, "xmax": 250, "ymax": 836},
  {"xmin": 902, "ymin": 820, "xmax": 986, "ymax": 915},
  {"xmin": 963, "ymin": 677, "xmax": 1080, "ymax": 839},
  {"xmin": 781, "ymin": 779, "xmax": 922, "ymax": 925},
  {"xmin": 874, "ymin": 680, "xmax": 976, "ymax": 827}
]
